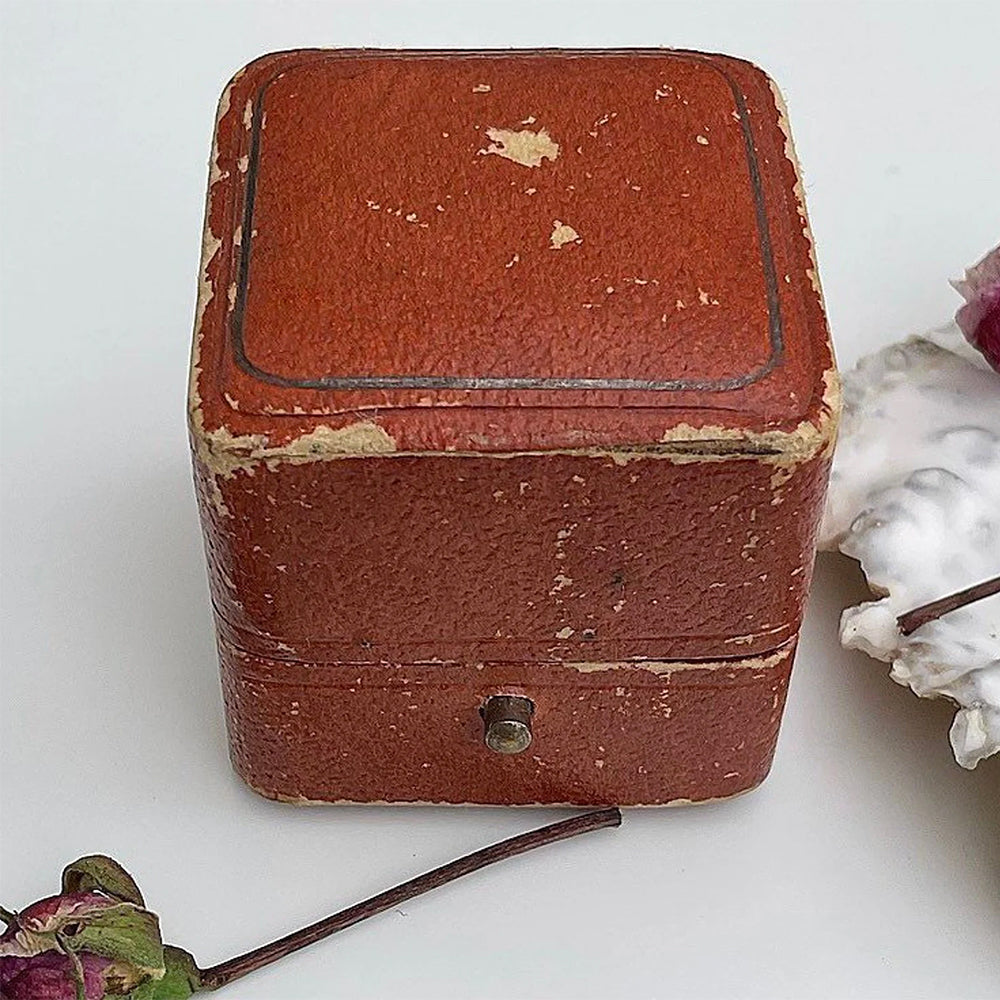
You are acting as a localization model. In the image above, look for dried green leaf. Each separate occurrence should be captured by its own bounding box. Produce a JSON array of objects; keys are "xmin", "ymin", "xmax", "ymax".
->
[
  {"xmin": 128, "ymin": 947, "xmax": 202, "ymax": 999},
  {"xmin": 62, "ymin": 857, "xmax": 146, "ymax": 907},
  {"xmin": 63, "ymin": 902, "xmax": 165, "ymax": 989}
]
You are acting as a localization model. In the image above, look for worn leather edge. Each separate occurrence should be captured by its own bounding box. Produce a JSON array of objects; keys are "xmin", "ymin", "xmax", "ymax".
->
[
  {"xmin": 187, "ymin": 51, "xmax": 842, "ymax": 510},
  {"xmin": 245, "ymin": 781, "xmax": 766, "ymax": 809}
]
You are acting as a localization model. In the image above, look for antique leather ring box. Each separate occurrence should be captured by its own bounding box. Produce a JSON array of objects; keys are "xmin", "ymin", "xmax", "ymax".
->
[{"xmin": 189, "ymin": 48, "xmax": 839, "ymax": 806}]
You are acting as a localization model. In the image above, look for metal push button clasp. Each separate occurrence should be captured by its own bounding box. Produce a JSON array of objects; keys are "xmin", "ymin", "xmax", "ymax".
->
[{"xmin": 481, "ymin": 695, "xmax": 534, "ymax": 754}]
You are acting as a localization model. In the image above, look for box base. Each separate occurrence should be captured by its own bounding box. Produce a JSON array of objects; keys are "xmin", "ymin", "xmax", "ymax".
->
[{"xmin": 219, "ymin": 638, "xmax": 797, "ymax": 806}]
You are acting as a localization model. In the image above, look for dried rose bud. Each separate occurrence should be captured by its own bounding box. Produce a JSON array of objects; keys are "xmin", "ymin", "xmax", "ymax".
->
[
  {"xmin": 0, "ymin": 858, "xmax": 172, "ymax": 1000},
  {"xmin": 952, "ymin": 243, "xmax": 1000, "ymax": 373}
]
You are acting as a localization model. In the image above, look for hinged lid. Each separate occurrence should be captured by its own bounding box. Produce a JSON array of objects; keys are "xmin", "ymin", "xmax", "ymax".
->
[{"xmin": 192, "ymin": 49, "xmax": 836, "ymax": 458}]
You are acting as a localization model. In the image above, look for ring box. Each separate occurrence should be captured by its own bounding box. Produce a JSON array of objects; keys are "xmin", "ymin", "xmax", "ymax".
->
[{"xmin": 189, "ymin": 48, "xmax": 839, "ymax": 806}]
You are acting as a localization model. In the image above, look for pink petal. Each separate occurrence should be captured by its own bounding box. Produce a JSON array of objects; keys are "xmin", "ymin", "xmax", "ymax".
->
[
  {"xmin": 18, "ymin": 893, "xmax": 116, "ymax": 933},
  {"xmin": 952, "ymin": 243, "xmax": 1000, "ymax": 301},
  {"xmin": 954, "ymin": 245, "xmax": 1000, "ymax": 374},
  {"xmin": 0, "ymin": 951, "xmax": 111, "ymax": 1000}
]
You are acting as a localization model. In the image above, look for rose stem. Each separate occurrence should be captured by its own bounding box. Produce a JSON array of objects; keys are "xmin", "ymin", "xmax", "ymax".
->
[
  {"xmin": 897, "ymin": 574, "xmax": 1000, "ymax": 636},
  {"xmin": 0, "ymin": 907, "xmax": 16, "ymax": 926},
  {"xmin": 198, "ymin": 807, "xmax": 622, "ymax": 992}
]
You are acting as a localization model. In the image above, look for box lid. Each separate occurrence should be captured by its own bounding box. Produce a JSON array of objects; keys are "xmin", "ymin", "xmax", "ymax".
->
[{"xmin": 191, "ymin": 49, "xmax": 837, "ymax": 461}]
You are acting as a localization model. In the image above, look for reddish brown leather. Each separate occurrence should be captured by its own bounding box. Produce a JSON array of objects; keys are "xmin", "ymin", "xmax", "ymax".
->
[
  {"xmin": 190, "ymin": 49, "xmax": 838, "ymax": 806},
  {"xmin": 197, "ymin": 453, "xmax": 827, "ymax": 664},
  {"xmin": 221, "ymin": 642, "xmax": 797, "ymax": 807}
]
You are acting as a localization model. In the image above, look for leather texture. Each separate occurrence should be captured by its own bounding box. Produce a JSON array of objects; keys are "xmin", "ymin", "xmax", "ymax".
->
[
  {"xmin": 190, "ymin": 48, "xmax": 838, "ymax": 806},
  {"xmin": 221, "ymin": 640, "xmax": 798, "ymax": 807}
]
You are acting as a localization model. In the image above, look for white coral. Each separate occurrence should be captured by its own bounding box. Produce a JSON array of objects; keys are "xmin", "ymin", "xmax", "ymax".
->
[{"xmin": 819, "ymin": 324, "xmax": 1000, "ymax": 767}]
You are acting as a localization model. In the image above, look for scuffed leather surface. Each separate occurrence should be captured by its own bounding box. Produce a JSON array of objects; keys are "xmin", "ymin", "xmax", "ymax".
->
[
  {"xmin": 190, "ymin": 49, "xmax": 837, "ymax": 805},
  {"xmin": 195, "ymin": 448, "xmax": 827, "ymax": 804},
  {"xmin": 240, "ymin": 55, "xmax": 774, "ymax": 396},
  {"xmin": 220, "ymin": 640, "xmax": 796, "ymax": 806},
  {"xmin": 198, "ymin": 452, "xmax": 829, "ymax": 663},
  {"xmin": 193, "ymin": 49, "xmax": 836, "ymax": 451}
]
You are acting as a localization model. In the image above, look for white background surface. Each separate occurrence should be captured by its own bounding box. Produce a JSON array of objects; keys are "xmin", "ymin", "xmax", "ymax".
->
[{"xmin": 2, "ymin": 2, "xmax": 999, "ymax": 997}]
